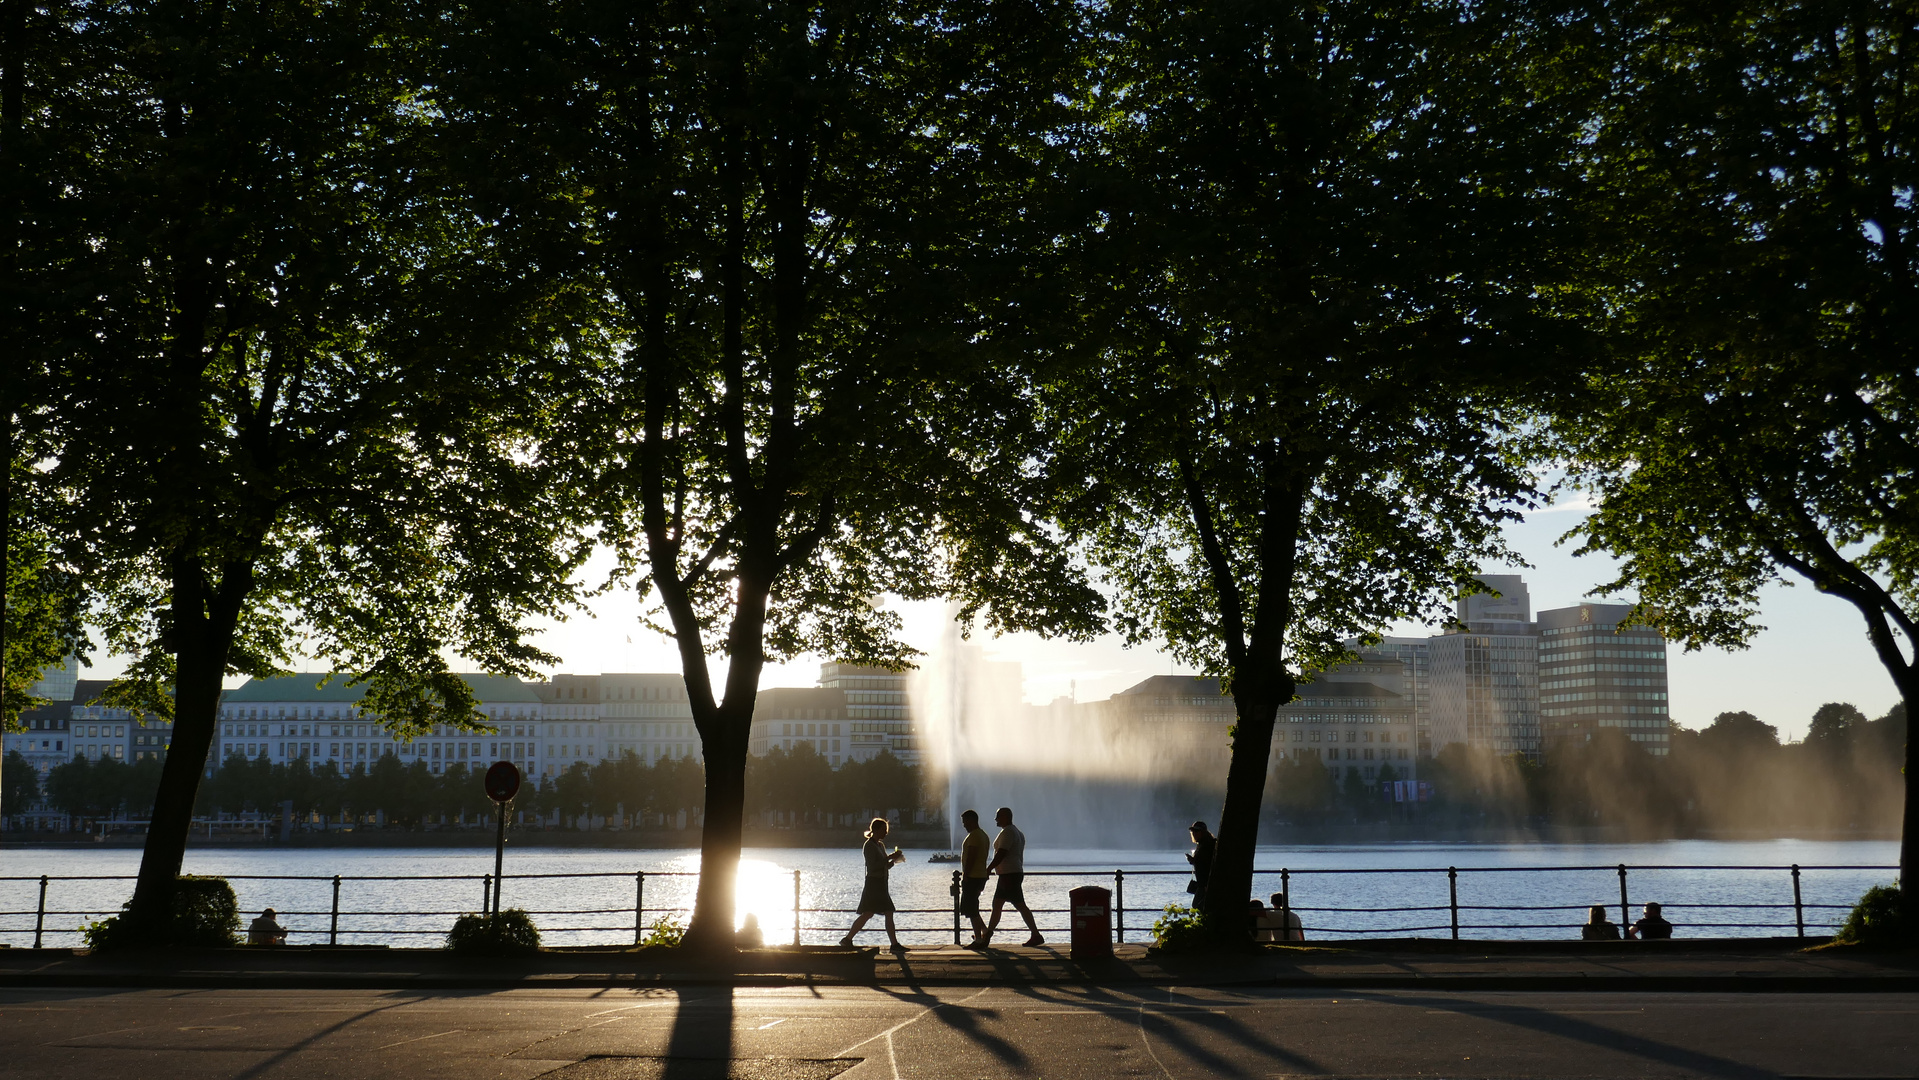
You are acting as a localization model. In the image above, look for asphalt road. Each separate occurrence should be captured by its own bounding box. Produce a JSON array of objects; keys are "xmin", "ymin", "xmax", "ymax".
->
[{"xmin": 1, "ymin": 985, "xmax": 1913, "ymax": 1079}]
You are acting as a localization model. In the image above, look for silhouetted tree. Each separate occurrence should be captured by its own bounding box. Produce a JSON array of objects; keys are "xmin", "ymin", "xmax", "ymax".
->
[
  {"xmin": 1562, "ymin": 0, "xmax": 1919, "ymax": 896},
  {"xmin": 1046, "ymin": 0, "xmax": 1586, "ymax": 927}
]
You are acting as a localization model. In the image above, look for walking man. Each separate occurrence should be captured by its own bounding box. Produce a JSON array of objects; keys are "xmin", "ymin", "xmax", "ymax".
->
[
  {"xmin": 959, "ymin": 809, "xmax": 992, "ymax": 947},
  {"xmin": 981, "ymin": 805, "xmax": 1043, "ymax": 948}
]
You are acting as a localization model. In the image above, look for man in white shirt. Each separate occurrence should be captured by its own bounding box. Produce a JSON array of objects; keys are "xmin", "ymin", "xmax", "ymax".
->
[{"xmin": 981, "ymin": 806, "xmax": 1043, "ymax": 948}]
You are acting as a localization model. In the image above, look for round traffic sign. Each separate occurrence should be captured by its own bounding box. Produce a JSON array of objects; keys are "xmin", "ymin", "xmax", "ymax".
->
[{"xmin": 484, "ymin": 760, "xmax": 522, "ymax": 803}]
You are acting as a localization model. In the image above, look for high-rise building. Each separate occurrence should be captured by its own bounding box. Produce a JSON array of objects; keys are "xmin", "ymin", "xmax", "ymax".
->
[
  {"xmin": 1358, "ymin": 637, "xmax": 1432, "ymax": 758},
  {"xmin": 819, "ymin": 662, "xmax": 921, "ymax": 765},
  {"xmin": 1537, "ymin": 604, "xmax": 1672, "ymax": 755},
  {"xmin": 1429, "ymin": 575, "xmax": 1541, "ymax": 759}
]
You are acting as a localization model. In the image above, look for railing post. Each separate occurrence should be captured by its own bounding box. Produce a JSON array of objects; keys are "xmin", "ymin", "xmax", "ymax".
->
[
  {"xmin": 1115, "ymin": 869, "xmax": 1125, "ymax": 944},
  {"xmin": 1280, "ymin": 869, "xmax": 1291, "ymax": 942},
  {"xmin": 34, "ymin": 876, "xmax": 48, "ymax": 949},
  {"xmin": 1617, "ymin": 864, "xmax": 1629, "ymax": 929},
  {"xmin": 635, "ymin": 871, "xmax": 645, "ymax": 944},
  {"xmin": 1448, "ymin": 867, "xmax": 1459, "ymax": 941},
  {"xmin": 482, "ymin": 874, "xmax": 492, "ymax": 919},
  {"xmin": 1788, "ymin": 867, "xmax": 1803, "ymax": 943},
  {"xmin": 793, "ymin": 869, "xmax": 802, "ymax": 948},
  {"xmin": 330, "ymin": 875, "xmax": 341, "ymax": 945}
]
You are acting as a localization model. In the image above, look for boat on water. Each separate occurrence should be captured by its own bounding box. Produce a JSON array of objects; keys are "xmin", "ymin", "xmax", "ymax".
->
[{"xmin": 926, "ymin": 852, "xmax": 960, "ymax": 863}]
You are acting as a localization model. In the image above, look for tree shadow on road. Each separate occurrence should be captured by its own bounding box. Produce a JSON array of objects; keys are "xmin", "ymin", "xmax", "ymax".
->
[
  {"xmin": 660, "ymin": 987, "xmax": 735, "ymax": 1080},
  {"xmin": 1361, "ymin": 992, "xmax": 1774, "ymax": 1079}
]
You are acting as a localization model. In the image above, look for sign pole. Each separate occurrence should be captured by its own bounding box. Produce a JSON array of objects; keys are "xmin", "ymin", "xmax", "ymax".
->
[
  {"xmin": 483, "ymin": 761, "xmax": 523, "ymax": 919},
  {"xmin": 493, "ymin": 800, "xmax": 507, "ymax": 916}
]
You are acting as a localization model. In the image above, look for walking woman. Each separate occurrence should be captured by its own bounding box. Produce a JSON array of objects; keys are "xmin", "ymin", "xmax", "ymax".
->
[
  {"xmin": 841, "ymin": 817, "xmax": 908, "ymax": 952},
  {"xmin": 1186, "ymin": 821, "xmax": 1216, "ymax": 911}
]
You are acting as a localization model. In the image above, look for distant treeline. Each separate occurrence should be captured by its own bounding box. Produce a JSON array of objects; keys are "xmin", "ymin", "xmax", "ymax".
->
[
  {"xmin": 5, "ymin": 742, "xmax": 937, "ymax": 829},
  {"xmin": 1416, "ymin": 703, "xmax": 1908, "ymax": 836}
]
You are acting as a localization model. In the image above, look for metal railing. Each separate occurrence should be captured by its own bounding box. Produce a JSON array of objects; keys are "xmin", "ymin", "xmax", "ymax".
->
[{"xmin": 0, "ymin": 862, "xmax": 1892, "ymax": 948}]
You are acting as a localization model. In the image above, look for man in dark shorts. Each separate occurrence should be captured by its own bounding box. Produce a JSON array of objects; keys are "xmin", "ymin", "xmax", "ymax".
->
[
  {"xmin": 959, "ymin": 809, "xmax": 991, "ymax": 948},
  {"xmin": 981, "ymin": 806, "xmax": 1043, "ymax": 948}
]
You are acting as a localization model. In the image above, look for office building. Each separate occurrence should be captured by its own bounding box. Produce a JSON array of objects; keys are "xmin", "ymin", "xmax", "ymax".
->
[
  {"xmin": 1429, "ymin": 575, "xmax": 1541, "ymax": 759},
  {"xmin": 818, "ymin": 662, "xmax": 922, "ymax": 765},
  {"xmin": 1537, "ymin": 603, "xmax": 1671, "ymax": 755}
]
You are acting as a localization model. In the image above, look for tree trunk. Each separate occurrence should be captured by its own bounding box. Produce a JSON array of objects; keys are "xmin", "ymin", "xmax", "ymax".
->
[
  {"xmin": 1897, "ymin": 685, "xmax": 1915, "ymax": 913},
  {"xmin": 122, "ymin": 556, "xmax": 247, "ymax": 939},
  {"xmin": 1201, "ymin": 680, "xmax": 1286, "ymax": 924},
  {"xmin": 687, "ymin": 702, "xmax": 749, "ymax": 950}
]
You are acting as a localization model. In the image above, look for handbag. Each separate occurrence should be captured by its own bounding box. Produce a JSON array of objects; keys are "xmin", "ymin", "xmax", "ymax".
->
[{"xmin": 1184, "ymin": 880, "xmax": 1199, "ymax": 895}]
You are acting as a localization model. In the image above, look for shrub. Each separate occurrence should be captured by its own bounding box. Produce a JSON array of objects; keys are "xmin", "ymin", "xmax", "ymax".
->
[
  {"xmin": 447, "ymin": 909, "xmax": 542, "ymax": 954},
  {"xmin": 84, "ymin": 876, "xmax": 242, "ymax": 949},
  {"xmin": 1835, "ymin": 884, "xmax": 1910, "ymax": 948},
  {"xmin": 1150, "ymin": 905, "xmax": 1210, "ymax": 952},
  {"xmin": 636, "ymin": 913, "xmax": 686, "ymax": 949}
]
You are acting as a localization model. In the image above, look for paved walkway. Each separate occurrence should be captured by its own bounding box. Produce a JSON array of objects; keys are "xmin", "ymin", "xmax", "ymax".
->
[
  {"xmin": 4, "ymin": 983, "xmax": 1916, "ymax": 1079},
  {"xmin": 2, "ymin": 940, "xmax": 1913, "ymax": 991}
]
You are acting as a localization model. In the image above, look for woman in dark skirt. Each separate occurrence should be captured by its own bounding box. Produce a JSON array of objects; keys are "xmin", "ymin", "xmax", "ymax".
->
[{"xmin": 840, "ymin": 817, "xmax": 908, "ymax": 952}]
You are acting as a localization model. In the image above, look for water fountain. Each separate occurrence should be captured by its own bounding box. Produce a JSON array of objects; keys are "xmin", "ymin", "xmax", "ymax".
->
[{"xmin": 912, "ymin": 611, "xmax": 1219, "ymax": 850}]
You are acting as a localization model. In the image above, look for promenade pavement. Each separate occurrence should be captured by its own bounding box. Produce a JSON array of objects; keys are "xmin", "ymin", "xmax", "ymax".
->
[{"xmin": 2, "ymin": 982, "xmax": 1914, "ymax": 1079}]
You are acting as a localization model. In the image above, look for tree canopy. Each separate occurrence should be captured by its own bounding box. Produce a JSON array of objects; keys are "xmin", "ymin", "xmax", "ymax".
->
[
  {"xmin": 1562, "ymin": 0, "xmax": 1919, "ymax": 889},
  {"xmin": 1043, "ymin": 0, "xmax": 1586, "ymax": 925},
  {"xmin": 27, "ymin": 0, "xmax": 587, "ymax": 940},
  {"xmin": 439, "ymin": 0, "xmax": 1104, "ymax": 947}
]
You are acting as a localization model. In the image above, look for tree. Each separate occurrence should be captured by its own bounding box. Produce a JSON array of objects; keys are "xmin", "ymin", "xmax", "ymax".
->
[
  {"xmin": 1808, "ymin": 703, "xmax": 1869, "ymax": 749},
  {"xmin": 440, "ymin": 0, "xmax": 1103, "ymax": 947},
  {"xmin": 1563, "ymin": 0, "xmax": 1919, "ymax": 897},
  {"xmin": 1700, "ymin": 712, "xmax": 1781, "ymax": 752},
  {"xmin": 2, "ymin": 749, "xmax": 37, "ymax": 816},
  {"xmin": 1049, "ymin": 0, "xmax": 1579, "ymax": 928},
  {"xmin": 39, "ymin": 0, "xmax": 585, "ymax": 940}
]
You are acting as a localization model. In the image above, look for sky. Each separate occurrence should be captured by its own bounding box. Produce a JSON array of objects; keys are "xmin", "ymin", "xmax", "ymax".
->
[{"xmin": 74, "ymin": 493, "xmax": 1905, "ymax": 743}]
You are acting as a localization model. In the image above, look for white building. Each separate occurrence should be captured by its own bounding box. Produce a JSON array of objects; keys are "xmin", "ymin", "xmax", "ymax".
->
[
  {"xmin": 534, "ymin": 672, "xmax": 700, "ymax": 777},
  {"xmin": 217, "ymin": 673, "xmax": 544, "ymax": 778}
]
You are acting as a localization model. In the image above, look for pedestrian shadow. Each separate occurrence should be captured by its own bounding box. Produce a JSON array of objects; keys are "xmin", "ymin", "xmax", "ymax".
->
[
  {"xmin": 1362, "ymin": 992, "xmax": 1773, "ymax": 1079},
  {"xmin": 660, "ymin": 986, "xmax": 735, "ymax": 1080},
  {"xmin": 869, "ymin": 965, "xmax": 1030, "ymax": 1070},
  {"xmin": 1136, "ymin": 991, "xmax": 1329, "ymax": 1076}
]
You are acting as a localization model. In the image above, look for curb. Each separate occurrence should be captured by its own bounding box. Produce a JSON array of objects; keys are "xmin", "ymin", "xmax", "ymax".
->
[{"xmin": 3, "ymin": 971, "xmax": 1915, "ymax": 992}]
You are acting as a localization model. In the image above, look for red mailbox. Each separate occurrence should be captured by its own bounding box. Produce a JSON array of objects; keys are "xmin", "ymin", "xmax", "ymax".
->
[{"xmin": 1069, "ymin": 885, "xmax": 1112, "ymax": 961}]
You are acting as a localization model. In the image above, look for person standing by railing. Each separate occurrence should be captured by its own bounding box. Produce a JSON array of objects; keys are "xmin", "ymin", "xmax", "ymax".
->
[
  {"xmin": 1186, "ymin": 821, "xmax": 1216, "ymax": 912},
  {"xmin": 841, "ymin": 817, "xmax": 908, "ymax": 953},
  {"xmin": 958, "ymin": 809, "xmax": 991, "ymax": 949}
]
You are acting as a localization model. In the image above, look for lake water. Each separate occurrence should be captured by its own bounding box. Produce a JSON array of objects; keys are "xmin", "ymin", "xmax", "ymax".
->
[{"xmin": 0, "ymin": 838, "xmax": 1896, "ymax": 947}]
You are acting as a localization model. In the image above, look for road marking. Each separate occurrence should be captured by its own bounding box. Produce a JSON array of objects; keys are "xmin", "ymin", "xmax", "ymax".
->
[
  {"xmin": 830, "ymin": 987, "xmax": 991, "ymax": 1060},
  {"xmin": 757, "ymin": 1019, "xmax": 788, "ymax": 1030},
  {"xmin": 47, "ymin": 1025, "xmax": 145, "ymax": 1043},
  {"xmin": 1138, "ymin": 1005, "xmax": 1177, "ymax": 1080},
  {"xmin": 376, "ymin": 1029, "xmax": 463, "ymax": 1050}
]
